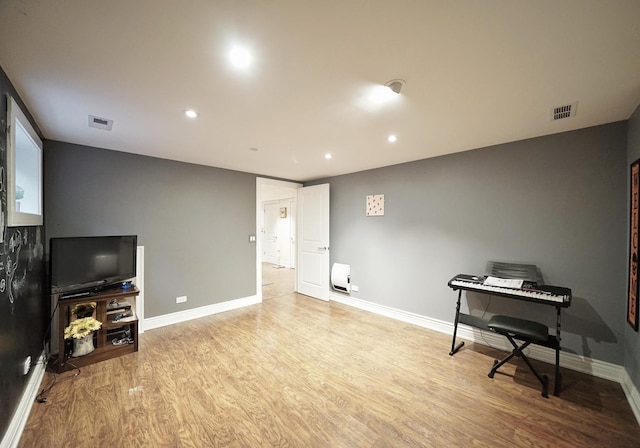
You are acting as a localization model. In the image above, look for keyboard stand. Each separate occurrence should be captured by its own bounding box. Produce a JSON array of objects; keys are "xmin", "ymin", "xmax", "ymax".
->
[{"xmin": 448, "ymin": 276, "xmax": 570, "ymax": 396}]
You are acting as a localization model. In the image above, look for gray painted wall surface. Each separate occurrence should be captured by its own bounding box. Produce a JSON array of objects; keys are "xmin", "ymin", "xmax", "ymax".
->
[
  {"xmin": 626, "ymin": 105, "xmax": 640, "ymax": 390},
  {"xmin": 310, "ymin": 123, "xmax": 628, "ymax": 365},
  {"xmin": 44, "ymin": 141, "xmax": 257, "ymax": 318}
]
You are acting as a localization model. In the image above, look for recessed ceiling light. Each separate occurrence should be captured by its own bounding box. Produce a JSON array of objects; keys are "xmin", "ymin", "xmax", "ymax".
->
[
  {"xmin": 229, "ymin": 45, "xmax": 252, "ymax": 69},
  {"xmin": 384, "ymin": 79, "xmax": 405, "ymax": 95},
  {"xmin": 387, "ymin": 134, "xmax": 397, "ymax": 143},
  {"xmin": 370, "ymin": 79, "xmax": 406, "ymax": 104},
  {"xmin": 324, "ymin": 153, "xmax": 333, "ymax": 160},
  {"xmin": 184, "ymin": 109, "xmax": 198, "ymax": 119},
  {"xmin": 371, "ymin": 85, "xmax": 398, "ymax": 104}
]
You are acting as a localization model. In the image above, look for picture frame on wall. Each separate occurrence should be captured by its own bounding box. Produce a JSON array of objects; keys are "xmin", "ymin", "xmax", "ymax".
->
[{"xmin": 628, "ymin": 158, "xmax": 639, "ymax": 331}]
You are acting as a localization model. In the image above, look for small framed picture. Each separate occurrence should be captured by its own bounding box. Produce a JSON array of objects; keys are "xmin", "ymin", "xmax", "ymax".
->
[{"xmin": 366, "ymin": 194, "xmax": 384, "ymax": 216}]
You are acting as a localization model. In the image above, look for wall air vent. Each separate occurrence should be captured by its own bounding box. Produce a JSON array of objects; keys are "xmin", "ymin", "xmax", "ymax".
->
[
  {"xmin": 550, "ymin": 102, "xmax": 577, "ymax": 121},
  {"xmin": 88, "ymin": 115, "xmax": 114, "ymax": 131}
]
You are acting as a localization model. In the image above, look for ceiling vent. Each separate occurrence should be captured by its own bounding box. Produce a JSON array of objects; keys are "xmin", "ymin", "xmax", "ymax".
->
[
  {"xmin": 88, "ymin": 115, "xmax": 114, "ymax": 131},
  {"xmin": 550, "ymin": 102, "xmax": 577, "ymax": 121}
]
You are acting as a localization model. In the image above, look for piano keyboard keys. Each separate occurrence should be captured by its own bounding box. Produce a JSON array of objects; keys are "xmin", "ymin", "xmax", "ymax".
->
[{"xmin": 449, "ymin": 279, "xmax": 570, "ymax": 304}]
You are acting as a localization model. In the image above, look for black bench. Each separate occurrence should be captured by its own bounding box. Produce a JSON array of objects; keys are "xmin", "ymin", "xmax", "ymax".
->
[{"xmin": 487, "ymin": 314, "xmax": 550, "ymax": 398}]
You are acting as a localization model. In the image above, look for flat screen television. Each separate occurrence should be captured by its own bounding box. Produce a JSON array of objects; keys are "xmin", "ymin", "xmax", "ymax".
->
[{"xmin": 50, "ymin": 235, "xmax": 137, "ymax": 296}]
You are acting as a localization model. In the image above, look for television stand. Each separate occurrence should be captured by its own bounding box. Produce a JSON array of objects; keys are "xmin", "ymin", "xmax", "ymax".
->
[{"xmin": 53, "ymin": 286, "xmax": 140, "ymax": 373}]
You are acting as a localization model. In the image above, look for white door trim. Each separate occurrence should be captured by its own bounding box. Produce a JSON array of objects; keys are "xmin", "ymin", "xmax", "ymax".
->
[{"xmin": 135, "ymin": 245, "xmax": 145, "ymax": 333}]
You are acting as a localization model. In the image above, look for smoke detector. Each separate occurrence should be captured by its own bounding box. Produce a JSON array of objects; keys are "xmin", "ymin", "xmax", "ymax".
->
[
  {"xmin": 550, "ymin": 102, "xmax": 577, "ymax": 121},
  {"xmin": 88, "ymin": 115, "xmax": 114, "ymax": 131}
]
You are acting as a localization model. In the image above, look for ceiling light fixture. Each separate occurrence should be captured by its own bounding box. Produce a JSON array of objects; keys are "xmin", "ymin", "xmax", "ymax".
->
[
  {"xmin": 385, "ymin": 79, "xmax": 405, "ymax": 95},
  {"xmin": 324, "ymin": 153, "xmax": 333, "ymax": 160},
  {"xmin": 229, "ymin": 45, "xmax": 252, "ymax": 69},
  {"xmin": 370, "ymin": 79, "xmax": 406, "ymax": 104},
  {"xmin": 184, "ymin": 109, "xmax": 198, "ymax": 119},
  {"xmin": 387, "ymin": 134, "xmax": 397, "ymax": 143}
]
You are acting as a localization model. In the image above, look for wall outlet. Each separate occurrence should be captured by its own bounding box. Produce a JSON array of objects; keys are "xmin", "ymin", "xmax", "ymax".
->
[
  {"xmin": 249, "ymin": 235, "xmax": 256, "ymax": 242},
  {"xmin": 351, "ymin": 285, "xmax": 359, "ymax": 292},
  {"xmin": 176, "ymin": 296, "xmax": 187, "ymax": 304},
  {"xmin": 22, "ymin": 356, "xmax": 31, "ymax": 376}
]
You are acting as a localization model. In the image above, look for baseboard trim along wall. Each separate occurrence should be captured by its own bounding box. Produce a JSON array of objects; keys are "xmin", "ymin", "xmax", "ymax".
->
[
  {"xmin": 2, "ymin": 351, "xmax": 46, "ymax": 448},
  {"xmin": 142, "ymin": 295, "xmax": 261, "ymax": 331},
  {"xmin": 329, "ymin": 291, "xmax": 640, "ymax": 425},
  {"xmin": 622, "ymin": 370, "xmax": 640, "ymax": 426}
]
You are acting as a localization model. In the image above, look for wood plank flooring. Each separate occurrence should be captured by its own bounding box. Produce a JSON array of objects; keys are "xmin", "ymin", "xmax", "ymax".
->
[{"xmin": 19, "ymin": 268, "xmax": 640, "ymax": 447}]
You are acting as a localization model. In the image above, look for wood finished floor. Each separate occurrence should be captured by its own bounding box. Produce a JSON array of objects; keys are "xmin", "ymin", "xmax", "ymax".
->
[{"xmin": 20, "ymin": 266, "xmax": 640, "ymax": 447}]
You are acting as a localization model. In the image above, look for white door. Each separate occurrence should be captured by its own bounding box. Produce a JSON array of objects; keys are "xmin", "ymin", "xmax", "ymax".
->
[
  {"xmin": 263, "ymin": 201, "xmax": 279, "ymax": 265},
  {"xmin": 297, "ymin": 184, "xmax": 330, "ymax": 300}
]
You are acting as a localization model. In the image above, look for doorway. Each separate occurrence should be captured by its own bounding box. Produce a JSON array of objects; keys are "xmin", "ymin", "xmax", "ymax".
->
[
  {"xmin": 256, "ymin": 178, "xmax": 301, "ymax": 300},
  {"xmin": 262, "ymin": 198, "xmax": 296, "ymax": 268}
]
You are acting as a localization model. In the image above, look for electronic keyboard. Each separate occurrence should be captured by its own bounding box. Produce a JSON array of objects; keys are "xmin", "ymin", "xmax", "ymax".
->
[
  {"xmin": 447, "ymin": 267, "xmax": 571, "ymax": 396},
  {"xmin": 448, "ymin": 274, "xmax": 571, "ymax": 307}
]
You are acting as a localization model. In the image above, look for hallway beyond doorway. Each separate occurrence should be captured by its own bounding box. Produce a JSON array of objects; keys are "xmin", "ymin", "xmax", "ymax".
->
[{"xmin": 262, "ymin": 262, "xmax": 295, "ymax": 300}]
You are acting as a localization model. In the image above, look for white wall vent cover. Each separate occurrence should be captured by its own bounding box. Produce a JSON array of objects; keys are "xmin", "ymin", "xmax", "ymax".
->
[
  {"xmin": 550, "ymin": 102, "xmax": 577, "ymax": 121},
  {"xmin": 88, "ymin": 115, "xmax": 114, "ymax": 131}
]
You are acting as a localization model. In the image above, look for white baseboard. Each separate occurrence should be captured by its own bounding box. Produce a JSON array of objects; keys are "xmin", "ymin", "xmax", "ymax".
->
[
  {"xmin": 142, "ymin": 295, "xmax": 261, "ymax": 331},
  {"xmin": 1, "ymin": 352, "xmax": 46, "ymax": 448},
  {"xmin": 622, "ymin": 369, "xmax": 640, "ymax": 426},
  {"xmin": 330, "ymin": 291, "xmax": 640, "ymax": 425}
]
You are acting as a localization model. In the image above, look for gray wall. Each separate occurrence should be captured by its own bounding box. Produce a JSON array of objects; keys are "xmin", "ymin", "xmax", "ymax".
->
[
  {"xmin": 45, "ymin": 141, "xmax": 257, "ymax": 318},
  {"xmin": 626, "ymin": 104, "xmax": 640, "ymax": 390},
  {"xmin": 310, "ymin": 122, "xmax": 628, "ymax": 365}
]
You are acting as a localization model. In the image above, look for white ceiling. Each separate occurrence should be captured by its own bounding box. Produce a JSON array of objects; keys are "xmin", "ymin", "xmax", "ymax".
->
[{"xmin": 1, "ymin": 1, "xmax": 639, "ymax": 182}]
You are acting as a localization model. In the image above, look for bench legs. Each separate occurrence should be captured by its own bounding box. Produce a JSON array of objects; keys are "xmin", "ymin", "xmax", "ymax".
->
[{"xmin": 488, "ymin": 335, "xmax": 549, "ymax": 398}]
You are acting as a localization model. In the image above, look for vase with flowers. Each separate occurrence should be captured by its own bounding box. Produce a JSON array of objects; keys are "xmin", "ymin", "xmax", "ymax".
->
[{"xmin": 65, "ymin": 303, "xmax": 102, "ymax": 357}]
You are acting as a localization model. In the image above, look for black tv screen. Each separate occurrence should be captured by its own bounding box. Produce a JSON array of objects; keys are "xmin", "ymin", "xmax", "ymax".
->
[{"xmin": 50, "ymin": 235, "xmax": 137, "ymax": 295}]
